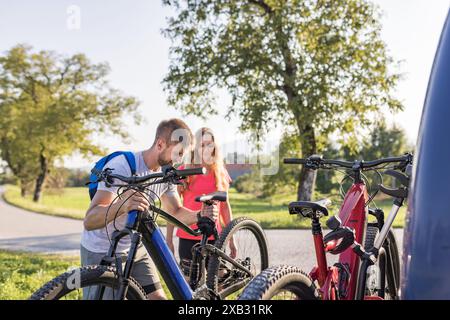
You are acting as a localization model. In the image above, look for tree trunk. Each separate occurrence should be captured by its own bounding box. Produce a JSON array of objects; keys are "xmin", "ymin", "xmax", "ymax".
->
[
  {"xmin": 296, "ymin": 124, "xmax": 317, "ymax": 201},
  {"xmin": 33, "ymin": 153, "xmax": 48, "ymax": 202},
  {"xmin": 297, "ymin": 166, "xmax": 317, "ymax": 201},
  {"xmin": 20, "ymin": 185, "xmax": 27, "ymax": 197}
]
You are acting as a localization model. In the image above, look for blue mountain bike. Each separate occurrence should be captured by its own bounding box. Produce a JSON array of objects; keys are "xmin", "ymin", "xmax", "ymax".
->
[{"xmin": 30, "ymin": 166, "xmax": 268, "ymax": 300}]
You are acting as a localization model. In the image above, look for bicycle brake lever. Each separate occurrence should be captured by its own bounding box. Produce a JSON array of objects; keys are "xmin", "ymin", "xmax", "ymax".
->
[
  {"xmin": 378, "ymin": 184, "xmax": 408, "ymax": 199},
  {"xmin": 383, "ymin": 170, "xmax": 409, "ymax": 187}
]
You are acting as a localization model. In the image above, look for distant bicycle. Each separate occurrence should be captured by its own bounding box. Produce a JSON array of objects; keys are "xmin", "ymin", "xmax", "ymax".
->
[
  {"xmin": 30, "ymin": 166, "xmax": 268, "ymax": 300},
  {"xmin": 239, "ymin": 154, "xmax": 412, "ymax": 300}
]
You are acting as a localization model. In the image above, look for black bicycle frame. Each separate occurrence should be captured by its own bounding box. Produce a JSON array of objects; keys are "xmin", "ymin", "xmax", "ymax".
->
[{"xmin": 94, "ymin": 204, "xmax": 252, "ymax": 300}]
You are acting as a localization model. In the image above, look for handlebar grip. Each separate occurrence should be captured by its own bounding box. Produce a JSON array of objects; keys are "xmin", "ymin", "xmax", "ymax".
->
[
  {"xmin": 378, "ymin": 184, "xmax": 408, "ymax": 199},
  {"xmin": 283, "ymin": 158, "xmax": 307, "ymax": 164},
  {"xmin": 175, "ymin": 167, "xmax": 206, "ymax": 177}
]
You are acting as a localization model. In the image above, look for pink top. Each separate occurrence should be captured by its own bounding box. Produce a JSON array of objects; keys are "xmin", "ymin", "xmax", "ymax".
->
[{"xmin": 176, "ymin": 165, "xmax": 232, "ymax": 241}]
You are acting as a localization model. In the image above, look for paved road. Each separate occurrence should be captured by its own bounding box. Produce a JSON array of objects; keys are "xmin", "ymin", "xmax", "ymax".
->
[
  {"xmin": 0, "ymin": 186, "xmax": 83, "ymax": 256},
  {"xmin": 0, "ymin": 186, "xmax": 404, "ymax": 269}
]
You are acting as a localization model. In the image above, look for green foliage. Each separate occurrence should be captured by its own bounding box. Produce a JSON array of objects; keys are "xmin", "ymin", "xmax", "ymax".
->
[
  {"xmin": 65, "ymin": 168, "xmax": 91, "ymax": 187},
  {"xmin": 233, "ymin": 170, "xmax": 264, "ymax": 196},
  {"xmin": 45, "ymin": 167, "xmax": 71, "ymax": 191},
  {"xmin": 0, "ymin": 250, "xmax": 80, "ymax": 300},
  {"xmin": 45, "ymin": 167, "xmax": 90, "ymax": 190},
  {"xmin": 162, "ymin": 0, "xmax": 401, "ymax": 145},
  {"xmin": 262, "ymin": 119, "xmax": 411, "ymax": 197},
  {"xmin": 0, "ymin": 44, "xmax": 141, "ymax": 200},
  {"xmin": 261, "ymin": 132, "xmax": 300, "ymax": 197},
  {"xmin": 359, "ymin": 119, "xmax": 413, "ymax": 160},
  {"xmin": 0, "ymin": 250, "xmax": 172, "ymax": 300},
  {"xmin": 4, "ymin": 184, "xmax": 89, "ymax": 219},
  {"xmin": 162, "ymin": 0, "xmax": 402, "ymax": 200}
]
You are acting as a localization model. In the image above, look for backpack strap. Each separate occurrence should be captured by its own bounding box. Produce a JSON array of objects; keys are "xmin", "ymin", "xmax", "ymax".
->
[
  {"xmin": 121, "ymin": 151, "xmax": 136, "ymax": 176},
  {"xmin": 88, "ymin": 151, "xmax": 136, "ymax": 200}
]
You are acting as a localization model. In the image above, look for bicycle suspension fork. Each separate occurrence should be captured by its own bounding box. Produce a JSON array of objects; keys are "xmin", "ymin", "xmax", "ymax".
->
[{"xmin": 355, "ymin": 198, "xmax": 404, "ymax": 300}]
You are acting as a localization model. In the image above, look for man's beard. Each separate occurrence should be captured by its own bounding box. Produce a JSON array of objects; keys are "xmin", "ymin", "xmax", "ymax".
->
[{"xmin": 157, "ymin": 154, "xmax": 173, "ymax": 167}]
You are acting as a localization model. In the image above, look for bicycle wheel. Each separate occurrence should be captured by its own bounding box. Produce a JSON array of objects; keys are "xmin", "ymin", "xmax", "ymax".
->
[
  {"xmin": 364, "ymin": 225, "xmax": 400, "ymax": 299},
  {"xmin": 206, "ymin": 217, "xmax": 269, "ymax": 299},
  {"xmin": 30, "ymin": 265, "xmax": 147, "ymax": 300},
  {"xmin": 238, "ymin": 265, "xmax": 319, "ymax": 300}
]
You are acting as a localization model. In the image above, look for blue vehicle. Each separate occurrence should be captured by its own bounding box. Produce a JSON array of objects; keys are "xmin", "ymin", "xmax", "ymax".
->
[
  {"xmin": 401, "ymin": 9, "xmax": 450, "ymax": 299},
  {"xmin": 29, "ymin": 166, "xmax": 268, "ymax": 300}
]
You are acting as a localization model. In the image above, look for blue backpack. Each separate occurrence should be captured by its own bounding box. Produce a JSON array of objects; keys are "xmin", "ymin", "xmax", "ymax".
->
[{"xmin": 88, "ymin": 151, "xmax": 136, "ymax": 200}]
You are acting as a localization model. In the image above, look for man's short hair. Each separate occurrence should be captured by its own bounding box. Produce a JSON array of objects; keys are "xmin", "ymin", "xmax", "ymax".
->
[{"xmin": 153, "ymin": 118, "xmax": 193, "ymax": 147}]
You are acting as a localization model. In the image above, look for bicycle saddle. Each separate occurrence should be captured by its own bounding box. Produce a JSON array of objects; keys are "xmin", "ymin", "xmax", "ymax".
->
[
  {"xmin": 195, "ymin": 191, "xmax": 227, "ymax": 203},
  {"xmin": 289, "ymin": 198, "xmax": 331, "ymax": 218}
]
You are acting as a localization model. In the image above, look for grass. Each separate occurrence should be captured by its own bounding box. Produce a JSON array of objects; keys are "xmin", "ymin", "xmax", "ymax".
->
[
  {"xmin": 3, "ymin": 185, "xmax": 406, "ymax": 229},
  {"xmin": 229, "ymin": 189, "xmax": 407, "ymax": 229},
  {"xmin": 3, "ymin": 185, "xmax": 88, "ymax": 220},
  {"xmin": 0, "ymin": 250, "xmax": 173, "ymax": 300},
  {"xmin": 0, "ymin": 250, "xmax": 80, "ymax": 300}
]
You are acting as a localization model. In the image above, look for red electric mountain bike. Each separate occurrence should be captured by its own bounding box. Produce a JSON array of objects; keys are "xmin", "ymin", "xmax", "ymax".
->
[{"xmin": 239, "ymin": 153, "xmax": 413, "ymax": 300}]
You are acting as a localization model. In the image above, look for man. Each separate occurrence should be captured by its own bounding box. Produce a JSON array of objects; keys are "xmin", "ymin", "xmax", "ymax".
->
[{"xmin": 81, "ymin": 118, "xmax": 218, "ymax": 300}]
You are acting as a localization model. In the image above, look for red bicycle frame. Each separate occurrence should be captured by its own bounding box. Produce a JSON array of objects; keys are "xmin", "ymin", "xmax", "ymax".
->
[{"xmin": 309, "ymin": 182, "xmax": 369, "ymax": 300}]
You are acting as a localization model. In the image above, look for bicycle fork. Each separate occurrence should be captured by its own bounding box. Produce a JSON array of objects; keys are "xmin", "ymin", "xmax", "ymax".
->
[
  {"xmin": 354, "ymin": 199, "xmax": 404, "ymax": 300},
  {"xmin": 95, "ymin": 211, "xmax": 142, "ymax": 300}
]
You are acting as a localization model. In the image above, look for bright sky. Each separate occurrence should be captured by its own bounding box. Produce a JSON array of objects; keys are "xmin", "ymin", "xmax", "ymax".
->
[{"xmin": 0, "ymin": 0, "xmax": 448, "ymax": 168}]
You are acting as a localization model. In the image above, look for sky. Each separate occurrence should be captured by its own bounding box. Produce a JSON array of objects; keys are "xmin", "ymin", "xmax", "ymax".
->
[{"xmin": 0, "ymin": 0, "xmax": 449, "ymax": 168}]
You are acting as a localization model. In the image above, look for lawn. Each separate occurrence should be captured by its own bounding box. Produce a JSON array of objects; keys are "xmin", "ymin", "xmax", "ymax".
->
[
  {"xmin": 0, "ymin": 250, "xmax": 80, "ymax": 300},
  {"xmin": 3, "ymin": 185, "xmax": 406, "ymax": 228},
  {"xmin": 3, "ymin": 185, "xmax": 88, "ymax": 220}
]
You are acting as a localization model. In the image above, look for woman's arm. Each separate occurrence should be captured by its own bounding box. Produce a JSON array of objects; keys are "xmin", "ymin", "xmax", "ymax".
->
[
  {"xmin": 166, "ymin": 223, "xmax": 175, "ymax": 254},
  {"xmin": 220, "ymin": 192, "xmax": 237, "ymax": 258},
  {"xmin": 220, "ymin": 195, "xmax": 233, "ymax": 227}
]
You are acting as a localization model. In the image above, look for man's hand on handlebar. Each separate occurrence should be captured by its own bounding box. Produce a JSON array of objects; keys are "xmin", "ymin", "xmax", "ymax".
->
[{"xmin": 118, "ymin": 190, "xmax": 150, "ymax": 216}]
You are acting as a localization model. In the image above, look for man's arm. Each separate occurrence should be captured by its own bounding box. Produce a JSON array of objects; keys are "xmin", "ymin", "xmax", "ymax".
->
[
  {"xmin": 160, "ymin": 193, "xmax": 199, "ymax": 226},
  {"xmin": 161, "ymin": 192, "xmax": 219, "ymax": 226},
  {"xmin": 84, "ymin": 190, "xmax": 150, "ymax": 231}
]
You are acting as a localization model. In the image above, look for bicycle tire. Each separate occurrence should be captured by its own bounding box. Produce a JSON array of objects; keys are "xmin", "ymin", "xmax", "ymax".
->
[
  {"xmin": 206, "ymin": 217, "xmax": 269, "ymax": 299},
  {"xmin": 364, "ymin": 225, "xmax": 400, "ymax": 299},
  {"xmin": 238, "ymin": 265, "xmax": 319, "ymax": 300},
  {"xmin": 30, "ymin": 265, "xmax": 147, "ymax": 300}
]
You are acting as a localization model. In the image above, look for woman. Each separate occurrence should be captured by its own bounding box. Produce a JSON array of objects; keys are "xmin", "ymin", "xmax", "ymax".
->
[{"xmin": 166, "ymin": 127, "xmax": 236, "ymax": 276}]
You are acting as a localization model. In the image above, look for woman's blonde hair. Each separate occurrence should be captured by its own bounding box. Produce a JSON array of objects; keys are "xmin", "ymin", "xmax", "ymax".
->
[{"xmin": 185, "ymin": 127, "xmax": 229, "ymax": 191}]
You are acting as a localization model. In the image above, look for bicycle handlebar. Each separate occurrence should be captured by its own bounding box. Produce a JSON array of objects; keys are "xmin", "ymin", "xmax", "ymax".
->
[
  {"xmin": 284, "ymin": 153, "xmax": 413, "ymax": 171},
  {"xmin": 91, "ymin": 166, "xmax": 206, "ymax": 186}
]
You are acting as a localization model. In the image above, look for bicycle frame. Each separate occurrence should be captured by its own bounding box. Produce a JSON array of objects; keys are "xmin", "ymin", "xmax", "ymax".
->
[
  {"xmin": 284, "ymin": 155, "xmax": 411, "ymax": 300},
  {"xmin": 96, "ymin": 206, "xmax": 252, "ymax": 300},
  {"xmin": 310, "ymin": 182, "xmax": 369, "ymax": 300}
]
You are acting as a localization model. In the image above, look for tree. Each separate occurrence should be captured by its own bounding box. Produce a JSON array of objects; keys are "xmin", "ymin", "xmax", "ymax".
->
[
  {"xmin": 0, "ymin": 44, "xmax": 141, "ymax": 201},
  {"xmin": 162, "ymin": 0, "xmax": 402, "ymax": 201},
  {"xmin": 261, "ymin": 132, "xmax": 300, "ymax": 197},
  {"xmin": 359, "ymin": 119, "xmax": 412, "ymax": 161}
]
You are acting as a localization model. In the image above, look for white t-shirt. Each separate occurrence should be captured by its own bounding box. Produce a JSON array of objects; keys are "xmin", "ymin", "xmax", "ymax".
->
[{"xmin": 80, "ymin": 151, "xmax": 178, "ymax": 253}]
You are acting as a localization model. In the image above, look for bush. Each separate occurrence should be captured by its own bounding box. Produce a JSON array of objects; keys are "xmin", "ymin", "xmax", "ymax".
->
[
  {"xmin": 0, "ymin": 173, "xmax": 17, "ymax": 185},
  {"xmin": 66, "ymin": 169, "xmax": 90, "ymax": 187},
  {"xmin": 233, "ymin": 170, "xmax": 264, "ymax": 196}
]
